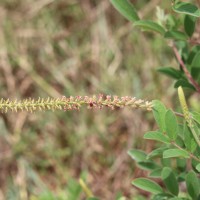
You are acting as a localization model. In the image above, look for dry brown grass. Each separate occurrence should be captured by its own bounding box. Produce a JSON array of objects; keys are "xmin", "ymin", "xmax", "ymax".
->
[{"xmin": 0, "ymin": 0, "xmax": 173, "ymax": 199}]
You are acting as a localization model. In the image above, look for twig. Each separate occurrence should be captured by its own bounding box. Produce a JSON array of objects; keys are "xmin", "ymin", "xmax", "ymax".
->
[
  {"xmin": 172, "ymin": 142, "xmax": 200, "ymax": 162},
  {"xmin": 189, "ymin": 38, "xmax": 200, "ymax": 46},
  {"xmin": 174, "ymin": 111, "xmax": 184, "ymax": 118},
  {"xmin": 172, "ymin": 44, "xmax": 200, "ymax": 94}
]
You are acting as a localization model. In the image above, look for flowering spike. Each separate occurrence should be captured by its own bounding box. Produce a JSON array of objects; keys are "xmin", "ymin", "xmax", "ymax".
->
[
  {"xmin": 0, "ymin": 95, "xmax": 153, "ymax": 113},
  {"xmin": 178, "ymin": 86, "xmax": 191, "ymax": 125}
]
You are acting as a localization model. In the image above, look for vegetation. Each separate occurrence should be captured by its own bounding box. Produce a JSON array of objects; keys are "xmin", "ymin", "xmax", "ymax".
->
[{"xmin": 1, "ymin": 0, "xmax": 200, "ymax": 199}]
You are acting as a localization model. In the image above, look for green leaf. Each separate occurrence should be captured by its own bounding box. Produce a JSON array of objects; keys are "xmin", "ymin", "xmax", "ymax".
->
[
  {"xmin": 183, "ymin": 123, "xmax": 197, "ymax": 153},
  {"xmin": 147, "ymin": 147, "xmax": 168, "ymax": 159},
  {"xmin": 137, "ymin": 161, "xmax": 160, "ymax": 171},
  {"xmin": 184, "ymin": 15, "xmax": 196, "ymax": 37},
  {"xmin": 67, "ymin": 178, "xmax": 82, "ymax": 200},
  {"xmin": 163, "ymin": 149, "xmax": 189, "ymax": 159},
  {"xmin": 132, "ymin": 178, "xmax": 163, "ymax": 194},
  {"xmin": 161, "ymin": 167, "xmax": 179, "ymax": 196},
  {"xmin": 149, "ymin": 168, "xmax": 162, "ymax": 178},
  {"xmin": 195, "ymin": 163, "xmax": 200, "ymax": 172},
  {"xmin": 128, "ymin": 149, "xmax": 146, "ymax": 162},
  {"xmin": 110, "ymin": 0, "xmax": 139, "ymax": 22},
  {"xmin": 177, "ymin": 172, "xmax": 187, "ymax": 182},
  {"xmin": 157, "ymin": 67, "xmax": 182, "ymax": 80},
  {"xmin": 165, "ymin": 110, "xmax": 178, "ymax": 141},
  {"xmin": 134, "ymin": 20, "xmax": 165, "ymax": 35},
  {"xmin": 128, "ymin": 150, "xmax": 160, "ymax": 171},
  {"xmin": 192, "ymin": 158, "xmax": 200, "ymax": 173},
  {"xmin": 161, "ymin": 158, "xmax": 171, "ymax": 168},
  {"xmin": 172, "ymin": 2, "xmax": 200, "ymax": 17},
  {"xmin": 152, "ymin": 193, "xmax": 174, "ymax": 200},
  {"xmin": 186, "ymin": 171, "xmax": 200, "ymax": 199},
  {"xmin": 174, "ymin": 79, "xmax": 196, "ymax": 91},
  {"xmin": 175, "ymin": 136, "xmax": 185, "ymax": 148},
  {"xmin": 191, "ymin": 51, "xmax": 200, "ymax": 68},
  {"xmin": 191, "ymin": 67, "xmax": 200, "ymax": 80},
  {"xmin": 38, "ymin": 191, "xmax": 55, "ymax": 200},
  {"xmin": 176, "ymin": 158, "xmax": 187, "ymax": 172},
  {"xmin": 187, "ymin": 46, "xmax": 200, "ymax": 65},
  {"xmin": 164, "ymin": 31, "xmax": 188, "ymax": 41},
  {"xmin": 192, "ymin": 111, "xmax": 200, "ymax": 125},
  {"xmin": 144, "ymin": 131, "xmax": 170, "ymax": 144},
  {"xmin": 152, "ymin": 100, "xmax": 167, "ymax": 132}
]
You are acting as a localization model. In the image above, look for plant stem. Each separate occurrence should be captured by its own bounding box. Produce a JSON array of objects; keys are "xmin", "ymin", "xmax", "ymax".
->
[
  {"xmin": 79, "ymin": 179, "xmax": 93, "ymax": 198},
  {"xmin": 172, "ymin": 44, "xmax": 200, "ymax": 94},
  {"xmin": 174, "ymin": 111, "xmax": 184, "ymax": 118},
  {"xmin": 172, "ymin": 142, "xmax": 200, "ymax": 162}
]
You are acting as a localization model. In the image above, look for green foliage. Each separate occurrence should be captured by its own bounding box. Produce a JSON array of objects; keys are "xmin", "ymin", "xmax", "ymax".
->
[
  {"xmin": 172, "ymin": 2, "xmax": 200, "ymax": 17},
  {"xmin": 152, "ymin": 100, "xmax": 167, "ymax": 132},
  {"xmin": 165, "ymin": 109, "xmax": 178, "ymax": 141},
  {"xmin": 129, "ymin": 94, "xmax": 200, "ymax": 198},
  {"xmin": 195, "ymin": 163, "xmax": 200, "ymax": 172},
  {"xmin": 186, "ymin": 171, "xmax": 200, "ymax": 199},
  {"xmin": 191, "ymin": 51, "xmax": 200, "ymax": 68},
  {"xmin": 109, "ymin": 0, "xmax": 139, "ymax": 22},
  {"xmin": 128, "ymin": 149, "xmax": 147, "ymax": 162},
  {"xmin": 128, "ymin": 85, "xmax": 200, "ymax": 198},
  {"xmin": 111, "ymin": 0, "xmax": 200, "ymax": 92},
  {"xmin": 184, "ymin": 15, "xmax": 196, "ymax": 37},
  {"xmin": 110, "ymin": 0, "xmax": 200, "ymax": 199},
  {"xmin": 157, "ymin": 67, "xmax": 183, "ymax": 80},
  {"xmin": 164, "ymin": 31, "xmax": 188, "ymax": 41},
  {"xmin": 161, "ymin": 167, "xmax": 179, "ymax": 196},
  {"xmin": 132, "ymin": 178, "xmax": 163, "ymax": 194},
  {"xmin": 134, "ymin": 20, "xmax": 165, "ymax": 35},
  {"xmin": 163, "ymin": 149, "xmax": 189, "ymax": 159},
  {"xmin": 143, "ymin": 131, "xmax": 170, "ymax": 144},
  {"xmin": 66, "ymin": 178, "xmax": 82, "ymax": 200}
]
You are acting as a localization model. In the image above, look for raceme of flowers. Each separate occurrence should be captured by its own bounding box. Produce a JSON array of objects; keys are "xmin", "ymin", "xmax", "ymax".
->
[{"xmin": 0, "ymin": 95, "xmax": 153, "ymax": 113}]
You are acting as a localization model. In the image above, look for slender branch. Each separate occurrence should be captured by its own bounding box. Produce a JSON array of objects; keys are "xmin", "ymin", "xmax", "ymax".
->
[
  {"xmin": 172, "ymin": 142, "xmax": 200, "ymax": 162},
  {"xmin": 174, "ymin": 111, "xmax": 184, "ymax": 118},
  {"xmin": 172, "ymin": 44, "xmax": 200, "ymax": 94},
  {"xmin": 189, "ymin": 39, "xmax": 200, "ymax": 46}
]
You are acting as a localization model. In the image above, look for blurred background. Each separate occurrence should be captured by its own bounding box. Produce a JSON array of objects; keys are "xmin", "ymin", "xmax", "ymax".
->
[{"xmin": 0, "ymin": 0, "xmax": 175, "ymax": 199}]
